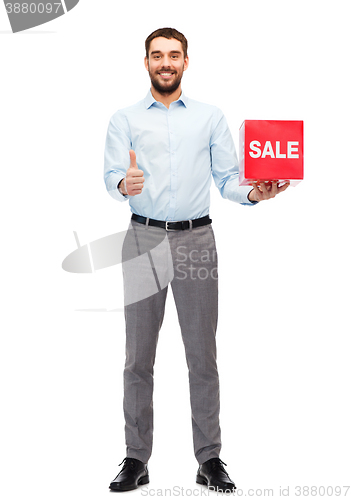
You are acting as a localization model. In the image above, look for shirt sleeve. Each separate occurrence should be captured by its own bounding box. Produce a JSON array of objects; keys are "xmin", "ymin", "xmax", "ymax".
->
[
  {"xmin": 104, "ymin": 111, "xmax": 131, "ymax": 202},
  {"xmin": 210, "ymin": 108, "xmax": 256, "ymax": 206}
]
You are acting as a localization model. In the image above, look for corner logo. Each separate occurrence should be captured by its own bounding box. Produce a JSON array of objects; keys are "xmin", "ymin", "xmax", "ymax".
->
[
  {"xmin": 3, "ymin": 0, "xmax": 79, "ymax": 33},
  {"xmin": 62, "ymin": 229, "xmax": 174, "ymax": 309}
]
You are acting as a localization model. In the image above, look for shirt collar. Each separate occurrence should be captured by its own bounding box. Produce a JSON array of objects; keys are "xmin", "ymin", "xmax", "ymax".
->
[{"xmin": 144, "ymin": 89, "xmax": 188, "ymax": 109}]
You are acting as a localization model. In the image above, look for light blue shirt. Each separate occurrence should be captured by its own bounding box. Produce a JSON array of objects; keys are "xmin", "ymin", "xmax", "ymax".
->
[{"xmin": 104, "ymin": 90, "xmax": 255, "ymax": 221}]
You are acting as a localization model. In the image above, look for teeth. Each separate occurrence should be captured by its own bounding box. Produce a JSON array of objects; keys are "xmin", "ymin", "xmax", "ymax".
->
[{"xmin": 160, "ymin": 73, "xmax": 172, "ymax": 76}]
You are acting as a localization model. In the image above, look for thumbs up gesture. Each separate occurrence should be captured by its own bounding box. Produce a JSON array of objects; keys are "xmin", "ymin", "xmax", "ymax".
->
[{"xmin": 119, "ymin": 150, "xmax": 145, "ymax": 196}]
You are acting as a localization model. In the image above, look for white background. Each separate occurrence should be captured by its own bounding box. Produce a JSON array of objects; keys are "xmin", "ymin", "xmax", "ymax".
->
[{"xmin": 1, "ymin": 0, "xmax": 350, "ymax": 498}]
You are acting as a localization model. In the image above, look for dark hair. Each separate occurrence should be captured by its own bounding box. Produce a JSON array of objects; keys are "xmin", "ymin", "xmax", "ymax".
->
[{"xmin": 145, "ymin": 27, "xmax": 188, "ymax": 59}]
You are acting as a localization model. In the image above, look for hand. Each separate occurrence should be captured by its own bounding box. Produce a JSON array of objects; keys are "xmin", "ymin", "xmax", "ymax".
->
[
  {"xmin": 248, "ymin": 180, "xmax": 290, "ymax": 203},
  {"xmin": 120, "ymin": 150, "xmax": 145, "ymax": 196}
]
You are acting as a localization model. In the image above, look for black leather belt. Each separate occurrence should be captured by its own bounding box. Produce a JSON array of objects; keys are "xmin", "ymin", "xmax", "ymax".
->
[{"xmin": 131, "ymin": 213, "xmax": 212, "ymax": 231}]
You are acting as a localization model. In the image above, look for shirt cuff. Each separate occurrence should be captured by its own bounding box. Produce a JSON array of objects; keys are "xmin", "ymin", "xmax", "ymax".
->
[
  {"xmin": 117, "ymin": 180, "xmax": 129, "ymax": 201},
  {"xmin": 106, "ymin": 177, "xmax": 129, "ymax": 202},
  {"xmin": 117, "ymin": 179, "xmax": 128, "ymax": 197}
]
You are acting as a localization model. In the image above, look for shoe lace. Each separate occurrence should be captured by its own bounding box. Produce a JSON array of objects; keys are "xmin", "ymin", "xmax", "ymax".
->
[
  {"xmin": 209, "ymin": 458, "xmax": 228, "ymax": 473},
  {"xmin": 118, "ymin": 457, "xmax": 136, "ymax": 470}
]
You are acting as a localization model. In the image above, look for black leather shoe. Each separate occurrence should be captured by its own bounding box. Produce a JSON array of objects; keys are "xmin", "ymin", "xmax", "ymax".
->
[
  {"xmin": 109, "ymin": 457, "xmax": 149, "ymax": 491},
  {"xmin": 196, "ymin": 457, "xmax": 236, "ymax": 492}
]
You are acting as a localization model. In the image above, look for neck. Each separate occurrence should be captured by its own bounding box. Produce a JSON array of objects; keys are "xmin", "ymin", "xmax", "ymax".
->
[{"xmin": 150, "ymin": 85, "xmax": 182, "ymax": 109}]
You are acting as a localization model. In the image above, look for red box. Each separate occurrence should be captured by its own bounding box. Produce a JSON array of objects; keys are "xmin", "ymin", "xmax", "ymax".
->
[{"xmin": 239, "ymin": 120, "xmax": 304, "ymax": 186}]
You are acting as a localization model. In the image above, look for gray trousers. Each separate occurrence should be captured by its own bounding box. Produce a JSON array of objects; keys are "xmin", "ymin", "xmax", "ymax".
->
[{"xmin": 121, "ymin": 218, "xmax": 221, "ymax": 465}]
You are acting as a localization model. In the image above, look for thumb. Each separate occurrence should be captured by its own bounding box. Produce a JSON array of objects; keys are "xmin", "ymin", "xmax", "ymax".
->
[{"xmin": 129, "ymin": 149, "xmax": 138, "ymax": 169}]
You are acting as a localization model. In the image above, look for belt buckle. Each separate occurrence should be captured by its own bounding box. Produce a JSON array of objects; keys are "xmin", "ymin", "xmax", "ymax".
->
[{"xmin": 165, "ymin": 221, "xmax": 177, "ymax": 231}]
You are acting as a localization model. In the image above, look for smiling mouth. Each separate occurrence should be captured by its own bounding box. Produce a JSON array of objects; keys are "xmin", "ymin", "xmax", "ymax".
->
[{"xmin": 158, "ymin": 72, "xmax": 175, "ymax": 79}]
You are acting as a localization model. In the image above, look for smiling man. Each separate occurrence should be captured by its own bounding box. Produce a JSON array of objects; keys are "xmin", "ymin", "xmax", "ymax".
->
[
  {"xmin": 104, "ymin": 27, "xmax": 289, "ymax": 493},
  {"xmin": 145, "ymin": 36, "xmax": 188, "ymax": 101}
]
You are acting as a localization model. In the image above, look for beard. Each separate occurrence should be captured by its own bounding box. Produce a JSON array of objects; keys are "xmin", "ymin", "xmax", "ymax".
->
[{"xmin": 149, "ymin": 68, "xmax": 183, "ymax": 96}]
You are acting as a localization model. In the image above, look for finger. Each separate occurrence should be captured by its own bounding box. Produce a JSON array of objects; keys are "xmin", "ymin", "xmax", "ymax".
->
[
  {"xmin": 262, "ymin": 181, "xmax": 272, "ymax": 191},
  {"xmin": 252, "ymin": 182, "xmax": 263, "ymax": 200},
  {"xmin": 129, "ymin": 177, "xmax": 145, "ymax": 188},
  {"xmin": 128, "ymin": 182, "xmax": 143, "ymax": 191},
  {"xmin": 254, "ymin": 181, "xmax": 263, "ymax": 193},
  {"xmin": 130, "ymin": 182, "xmax": 144, "ymax": 190},
  {"xmin": 129, "ymin": 149, "xmax": 138, "ymax": 169},
  {"xmin": 129, "ymin": 185, "xmax": 143, "ymax": 195},
  {"xmin": 278, "ymin": 181, "xmax": 290, "ymax": 193},
  {"xmin": 259, "ymin": 182, "xmax": 270, "ymax": 197},
  {"xmin": 126, "ymin": 177, "xmax": 144, "ymax": 193},
  {"xmin": 271, "ymin": 181, "xmax": 278, "ymax": 197},
  {"xmin": 129, "ymin": 169, "xmax": 144, "ymax": 178}
]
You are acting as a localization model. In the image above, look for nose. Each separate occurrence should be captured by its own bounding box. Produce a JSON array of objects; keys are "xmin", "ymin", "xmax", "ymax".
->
[{"xmin": 162, "ymin": 55, "xmax": 172, "ymax": 67}]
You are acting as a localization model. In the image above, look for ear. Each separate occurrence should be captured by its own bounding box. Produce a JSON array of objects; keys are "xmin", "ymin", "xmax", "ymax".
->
[
  {"xmin": 183, "ymin": 55, "xmax": 189, "ymax": 71},
  {"xmin": 144, "ymin": 56, "xmax": 149, "ymax": 72}
]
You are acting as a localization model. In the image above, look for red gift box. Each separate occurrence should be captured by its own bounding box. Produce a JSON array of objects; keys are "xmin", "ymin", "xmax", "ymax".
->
[{"xmin": 239, "ymin": 120, "xmax": 304, "ymax": 186}]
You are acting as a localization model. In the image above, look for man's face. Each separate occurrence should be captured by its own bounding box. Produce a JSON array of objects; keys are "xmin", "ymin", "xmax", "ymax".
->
[{"xmin": 144, "ymin": 37, "xmax": 189, "ymax": 95}]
